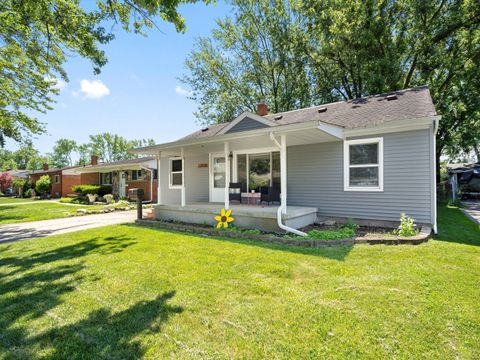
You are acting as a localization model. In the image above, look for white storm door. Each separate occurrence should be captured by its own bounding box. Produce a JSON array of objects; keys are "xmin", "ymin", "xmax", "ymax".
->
[{"xmin": 210, "ymin": 153, "xmax": 226, "ymax": 203}]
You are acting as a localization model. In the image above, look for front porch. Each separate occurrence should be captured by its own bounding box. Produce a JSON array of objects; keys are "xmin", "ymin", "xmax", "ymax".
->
[{"xmin": 154, "ymin": 202, "xmax": 318, "ymax": 233}]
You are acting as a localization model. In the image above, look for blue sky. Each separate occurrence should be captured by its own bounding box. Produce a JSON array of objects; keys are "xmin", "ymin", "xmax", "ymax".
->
[{"xmin": 5, "ymin": 1, "xmax": 232, "ymax": 154}]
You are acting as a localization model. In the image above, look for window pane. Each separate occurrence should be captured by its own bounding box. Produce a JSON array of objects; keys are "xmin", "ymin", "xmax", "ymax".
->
[
  {"xmin": 171, "ymin": 159, "xmax": 182, "ymax": 172},
  {"xmin": 349, "ymin": 167, "xmax": 379, "ymax": 187},
  {"xmin": 272, "ymin": 151, "xmax": 280, "ymax": 191},
  {"xmin": 213, "ymin": 157, "xmax": 225, "ymax": 188},
  {"xmin": 172, "ymin": 173, "xmax": 183, "ymax": 186},
  {"xmin": 249, "ymin": 153, "xmax": 270, "ymax": 191},
  {"xmin": 350, "ymin": 143, "xmax": 378, "ymax": 165}
]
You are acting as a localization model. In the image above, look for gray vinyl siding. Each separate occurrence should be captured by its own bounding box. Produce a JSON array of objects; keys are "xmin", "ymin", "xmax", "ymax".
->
[
  {"xmin": 159, "ymin": 154, "xmax": 209, "ymax": 205},
  {"xmin": 287, "ymin": 129, "xmax": 434, "ymax": 224},
  {"xmin": 225, "ymin": 117, "xmax": 269, "ymax": 134}
]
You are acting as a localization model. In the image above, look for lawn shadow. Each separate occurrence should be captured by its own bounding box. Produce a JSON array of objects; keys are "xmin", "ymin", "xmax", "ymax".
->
[
  {"xmin": 0, "ymin": 235, "xmax": 137, "ymax": 357},
  {"xmin": 125, "ymin": 224, "xmax": 353, "ymax": 261},
  {"xmin": 22, "ymin": 291, "xmax": 183, "ymax": 359},
  {"xmin": 434, "ymin": 206, "xmax": 480, "ymax": 246},
  {"xmin": 0, "ymin": 205, "xmax": 28, "ymax": 223}
]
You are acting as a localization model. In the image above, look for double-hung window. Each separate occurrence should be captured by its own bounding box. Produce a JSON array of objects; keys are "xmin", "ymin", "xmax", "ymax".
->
[
  {"xmin": 169, "ymin": 158, "xmax": 183, "ymax": 188},
  {"xmin": 344, "ymin": 137, "xmax": 383, "ymax": 191},
  {"xmin": 100, "ymin": 172, "xmax": 112, "ymax": 185},
  {"xmin": 131, "ymin": 170, "xmax": 142, "ymax": 181}
]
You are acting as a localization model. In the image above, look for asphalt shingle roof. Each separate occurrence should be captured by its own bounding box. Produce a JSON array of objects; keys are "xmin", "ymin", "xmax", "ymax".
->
[{"xmin": 181, "ymin": 86, "xmax": 436, "ymax": 140}]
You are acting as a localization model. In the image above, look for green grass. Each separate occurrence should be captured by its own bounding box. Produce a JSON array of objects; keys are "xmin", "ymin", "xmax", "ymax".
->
[
  {"xmin": 0, "ymin": 197, "xmax": 41, "ymax": 204},
  {"xmin": 0, "ymin": 206, "xmax": 478, "ymax": 359},
  {"xmin": 0, "ymin": 202, "xmax": 104, "ymax": 224}
]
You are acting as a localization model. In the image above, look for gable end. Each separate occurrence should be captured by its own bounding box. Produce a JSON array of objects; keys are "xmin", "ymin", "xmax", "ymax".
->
[{"xmin": 225, "ymin": 116, "xmax": 270, "ymax": 134}]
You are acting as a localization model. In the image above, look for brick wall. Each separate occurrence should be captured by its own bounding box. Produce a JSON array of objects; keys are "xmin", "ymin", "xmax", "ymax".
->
[
  {"xmin": 62, "ymin": 173, "xmax": 99, "ymax": 196},
  {"xmin": 30, "ymin": 171, "xmax": 62, "ymax": 197},
  {"xmin": 126, "ymin": 180, "xmax": 158, "ymax": 202}
]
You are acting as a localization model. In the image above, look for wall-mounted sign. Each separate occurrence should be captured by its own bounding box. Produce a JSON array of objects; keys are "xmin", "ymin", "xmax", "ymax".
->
[{"xmin": 198, "ymin": 163, "xmax": 208, "ymax": 168}]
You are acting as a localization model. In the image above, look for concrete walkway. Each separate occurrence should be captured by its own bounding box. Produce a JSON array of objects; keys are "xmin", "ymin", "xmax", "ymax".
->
[
  {"xmin": 461, "ymin": 202, "xmax": 480, "ymax": 225},
  {"xmin": 0, "ymin": 211, "xmax": 137, "ymax": 244}
]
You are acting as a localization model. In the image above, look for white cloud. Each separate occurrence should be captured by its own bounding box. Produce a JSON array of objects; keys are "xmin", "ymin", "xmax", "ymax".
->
[
  {"xmin": 175, "ymin": 85, "xmax": 192, "ymax": 97},
  {"xmin": 45, "ymin": 76, "xmax": 67, "ymax": 91},
  {"xmin": 76, "ymin": 79, "xmax": 110, "ymax": 99}
]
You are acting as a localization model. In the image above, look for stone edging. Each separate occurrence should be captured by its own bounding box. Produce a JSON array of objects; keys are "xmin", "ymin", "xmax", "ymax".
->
[{"xmin": 135, "ymin": 220, "xmax": 431, "ymax": 246}]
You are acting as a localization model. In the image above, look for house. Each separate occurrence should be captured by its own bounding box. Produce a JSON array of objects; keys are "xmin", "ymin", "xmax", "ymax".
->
[
  {"xmin": 29, "ymin": 156, "xmax": 100, "ymax": 197},
  {"xmin": 447, "ymin": 162, "xmax": 480, "ymax": 200},
  {"xmin": 6, "ymin": 170, "xmax": 29, "ymax": 180},
  {"xmin": 73, "ymin": 157, "xmax": 158, "ymax": 202},
  {"xmin": 132, "ymin": 86, "xmax": 439, "ymax": 233}
]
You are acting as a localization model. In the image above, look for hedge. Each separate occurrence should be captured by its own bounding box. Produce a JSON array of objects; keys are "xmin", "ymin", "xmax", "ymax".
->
[{"xmin": 72, "ymin": 184, "xmax": 112, "ymax": 197}]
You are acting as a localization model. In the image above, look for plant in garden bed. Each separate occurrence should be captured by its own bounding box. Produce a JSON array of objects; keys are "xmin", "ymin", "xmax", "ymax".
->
[
  {"xmin": 393, "ymin": 213, "xmax": 419, "ymax": 237},
  {"xmin": 35, "ymin": 175, "xmax": 51, "ymax": 198},
  {"xmin": 303, "ymin": 227, "xmax": 356, "ymax": 240},
  {"xmin": 72, "ymin": 184, "xmax": 112, "ymax": 197}
]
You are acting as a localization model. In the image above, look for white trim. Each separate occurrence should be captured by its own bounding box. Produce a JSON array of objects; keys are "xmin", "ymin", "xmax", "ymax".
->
[
  {"xmin": 224, "ymin": 142, "xmax": 230, "ymax": 210},
  {"xmin": 168, "ymin": 157, "xmax": 183, "ymax": 190},
  {"xmin": 432, "ymin": 120, "xmax": 439, "ymax": 233},
  {"xmin": 217, "ymin": 111, "xmax": 276, "ymax": 135},
  {"xmin": 156, "ymin": 153, "xmax": 162, "ymax": 204},
  {"xmin": 344, "ymin": 137, "xmax": 384, "ymax": 192},
  {"xmin": 53, "ymin": 174, "xmax": 60, "ymax": 184}
]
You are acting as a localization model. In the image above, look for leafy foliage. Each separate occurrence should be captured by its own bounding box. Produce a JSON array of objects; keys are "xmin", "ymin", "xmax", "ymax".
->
[
  {"xmin": 0, "ymin": 0, "xmax": 207, "ymax": 145},
  {"xmin": 305, "ymin": 227, "xmax": 355, "ymax": 240},
  {"xmin": 49, "ymin": 138, "xmax": 77, "ymax": 168},
  {"xmin": 72, "ymin": 184, "xmax": 112, "ymax": 197},
  {"xmin": 0, "ymin": 171, "xmax": 12, "ymax": 192},
  {"xmin": 394, "ymin": 213, "xmax": 419, "ymax": 237},
  {"xmin": 34, "ymin": 175, "xmax": 51, "ymax": 195}
]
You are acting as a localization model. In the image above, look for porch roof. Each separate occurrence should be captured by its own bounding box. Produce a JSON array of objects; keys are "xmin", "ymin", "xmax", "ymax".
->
[
  {"xmin": 73, "ymin": 157, "xmax": 156, "ymax": 174},
  {"xmin": 130, "ymin": 119, "xmax": 344, "ymax": 156}
]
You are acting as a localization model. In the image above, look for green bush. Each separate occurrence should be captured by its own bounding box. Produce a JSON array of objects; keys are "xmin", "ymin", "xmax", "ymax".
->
[
  {"xmin": 305, "ymin": 227, "xmax": 355, "ymax": 240},
  {"xmin": 12, "ymin": 178, "xmax": 32, "ymax": 197},
  {"xmin": 35, "ymin": 175, "xmax": 51, "ymax": 196},
  {"xmin": 344, "ymin": 218, "xmax": 359, "ymax": 231},
  {"xmin": 72, "ymin": 184, "xmax": 112, "ymax": 197},
  {"xmin": 393, "ymin": 213, "xmax": 418, "ymax": 237},
  {"xmin": 59, "ymin": 197, "xmax": 73, "ymax": 203},
  {"xmin": 24, "ymin": 188, "xmax": 33, "ymax": 198},
  {"xmin": 0, "ymin": 191, "xmax": 4, "ymax": 197}
]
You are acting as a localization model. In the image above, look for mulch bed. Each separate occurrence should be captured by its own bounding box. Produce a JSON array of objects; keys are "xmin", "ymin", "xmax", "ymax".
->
[{"xmin": 135, "ymin": 219, "xmax": 431, "ymax": 247}]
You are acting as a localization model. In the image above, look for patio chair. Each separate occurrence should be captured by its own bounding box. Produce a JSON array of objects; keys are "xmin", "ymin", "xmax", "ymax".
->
[
  {"xmin": 260, "ymin": 187, "xmax": 280, "ymax": 205},
  {"xmin": 229, "ymin": 182, "xmax": 243, "ymax": 203}
]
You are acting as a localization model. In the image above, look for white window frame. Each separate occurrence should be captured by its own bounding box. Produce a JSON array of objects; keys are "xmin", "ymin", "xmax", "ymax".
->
[
  {"xmin": 169, "ymin": 157, "xmax": 183, "ymax": 189},
  {"xmin": 54, "ymin": 175, "xmax": 60, "ymax": 184},
  {"xmin": 344, "ymin": 137, "xmax": 384, "ymax": 192}
]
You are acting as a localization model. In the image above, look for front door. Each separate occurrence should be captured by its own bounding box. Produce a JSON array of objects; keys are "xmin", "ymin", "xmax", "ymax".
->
[
  {"xmin": 119, "ymin": 172, "xmax": 126, "ymax": 198},
  {"xmin": 210, "ymin": 153, "xmax": 226, "ymax": 203}
]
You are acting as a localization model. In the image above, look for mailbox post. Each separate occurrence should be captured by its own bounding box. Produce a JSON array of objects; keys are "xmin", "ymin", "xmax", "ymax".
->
[{"xmin": 128, "ymin": 188, "xmax": 144, "ymax": 220}]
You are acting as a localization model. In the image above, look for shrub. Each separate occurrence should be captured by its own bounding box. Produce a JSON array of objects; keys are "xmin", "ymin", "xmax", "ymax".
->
[
  {"xmin": 59, "ymin": 197, "xmax": 73, "ymax": 203},
  {"xmin": 72, "ymin": 184, "xmax": 112, "ymax": 197},
  {"xmin": 24, "ymin": 188, "xmax": 33, "ymax": 198},
  {"xmin": 35, "ymin": 175, "xmax": 51, "ymax": 196},
  {"xmin": 0, "ymin": 191, "xmax": 4, "ymax": 197},
  {"xmin": 344, "ymin": 218, "xmax": 359, "ymax": 231},
  {"xmin": 394, "ymin": 213, "xmax": 418, "ymax": 237},
  {"xmin": 306, "ymin": 227, "xmax": 355, "ymax": 240}
]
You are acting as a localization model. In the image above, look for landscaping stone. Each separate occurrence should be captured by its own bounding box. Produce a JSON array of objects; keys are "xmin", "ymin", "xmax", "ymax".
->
[{"xmin": 77, "ymin": 209, "xmax": 87, "ymax": 214}]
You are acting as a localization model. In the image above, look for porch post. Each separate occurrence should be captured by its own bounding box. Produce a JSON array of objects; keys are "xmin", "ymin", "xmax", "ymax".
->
[
  {"xmin": 280, "ymin": 134, "xmax": 287, "ymax": 215},
  {"xmin": 156, "ymin": 152, "xmax": 162, "ymax": 204},
  {"xmin": 224, "ymin": 141, "xmax": 230, "ymax": 210},
  {"xmin": 181, "ymin": 148, "xmax": 186, "ymax": 207}
]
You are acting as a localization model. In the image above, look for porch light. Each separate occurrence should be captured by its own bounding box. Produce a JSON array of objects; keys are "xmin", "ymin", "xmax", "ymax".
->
[{"xmin": 229, "ymin": 151, "xmax": 233, "ymax": 159}]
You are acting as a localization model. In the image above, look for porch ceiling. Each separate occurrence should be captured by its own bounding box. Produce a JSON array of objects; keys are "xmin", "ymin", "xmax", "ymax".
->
[{"xmin": 74, "ymin": 164, "xmax": 144, "ymax": 174}]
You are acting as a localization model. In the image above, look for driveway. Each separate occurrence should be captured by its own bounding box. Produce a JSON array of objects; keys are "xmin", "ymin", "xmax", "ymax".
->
[
  {"xmin": 0, "ymin": 211, "xmax": 137, "ymax": 244},
  {"xmin": 462, "ymin": 201, "xmax": 480, "ymax": 225}
]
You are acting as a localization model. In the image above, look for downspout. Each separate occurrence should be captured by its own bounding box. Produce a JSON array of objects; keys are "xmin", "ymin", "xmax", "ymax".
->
[
  {"xmin": 269, "ymin": 132, "xmax": 307, "ymax": 237},
  {"xmin": 433, "ymin": 117, "xmax": 440, "ymax": 234}
]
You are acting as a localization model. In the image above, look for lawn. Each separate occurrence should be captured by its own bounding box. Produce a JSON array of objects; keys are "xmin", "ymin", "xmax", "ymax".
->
[
  {"xmin": 0, "ymin": 197, "xmax": 42, "ymax": 204},
  {"xmin": 0, "ymin": 202, "xmax": 104, "ymax": 224},
  {"xmin": 0, "ymin": 206, "xmax": 478, "ymax": 359}
]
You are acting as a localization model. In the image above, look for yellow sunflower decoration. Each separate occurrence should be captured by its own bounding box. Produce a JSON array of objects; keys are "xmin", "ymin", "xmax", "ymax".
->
[{"xmin": 215, "ymin": 208, "xmax": 234, "ymax": 228}]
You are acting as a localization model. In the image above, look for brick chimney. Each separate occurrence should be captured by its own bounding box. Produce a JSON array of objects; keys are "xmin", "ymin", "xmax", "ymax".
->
[
  {"xmin": 91, "ymin": 155, "xmax": 98, "ymax": 166},
  {"xmin": 43, "ymin": 163, "xmax": 49, "ymax": 171},
  {"xmin": 256, "ymin": 100, "xmax": 268, "ymax": 116}
]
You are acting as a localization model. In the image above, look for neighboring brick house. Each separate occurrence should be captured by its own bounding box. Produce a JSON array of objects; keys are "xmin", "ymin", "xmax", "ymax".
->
[
  {"xmin": 74, "ymin": 157, "xmax": 158, "ymax": 202},
  {"xmin": 29, "ymin": 156, "xmax": 100, "ymax": 198}
]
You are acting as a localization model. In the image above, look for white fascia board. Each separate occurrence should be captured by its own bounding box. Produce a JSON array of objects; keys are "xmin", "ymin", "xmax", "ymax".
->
[
  {"xmin": 344, "ymin": 116, "xmax": 440, "ymax": 138},
  {"xmin": 74, "ymin": 163, "xmax": 144, "ymax": 174}
]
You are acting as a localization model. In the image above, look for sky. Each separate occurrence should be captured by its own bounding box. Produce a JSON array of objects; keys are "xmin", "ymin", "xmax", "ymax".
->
[{"xmin": 5, "ymin": 1, "xmax": 232, "ymax": 155}]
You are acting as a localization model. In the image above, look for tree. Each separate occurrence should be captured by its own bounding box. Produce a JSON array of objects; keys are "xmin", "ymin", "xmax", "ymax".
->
[
  {"xmin": 1, "ymin": 0, "xmax": 208, "ymax": 146},
  {"xmin": 26, "ymin": 155, "xmax": 51, "ymax": 171},
  {"xmin": 35, "ymin": 175, "xmax": 51, "ymax": 196},
  {"xmin": 12, "ymin": 140, "xmax": 39, "ymax": 170},
  {"xmin": 181, "ymin": 0, "xmax": 314, "ymax": 124},
  {"xmin": 0, "ymin": 171, "xmax": 12, "ymax": 192},
  {"xmin": 49, "ymin": 138, "xmax": 77, "ymax": 168},
  {"xmin": 0, "ymin": 149, "xmax": 16, "ymax": 170},
  {"xmin": 78, "ymin": 133, "xmax": 155, "ymax": 163}
]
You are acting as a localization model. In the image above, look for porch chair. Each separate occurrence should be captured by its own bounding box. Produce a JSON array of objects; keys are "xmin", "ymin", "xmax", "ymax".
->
[
  {"xmin": 229, "ymin": 182, "xmax": 243, "ymax": 204},
  {"xmin": 260, "ymin": 187, "xmax": 280, "ymax": 205}
]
